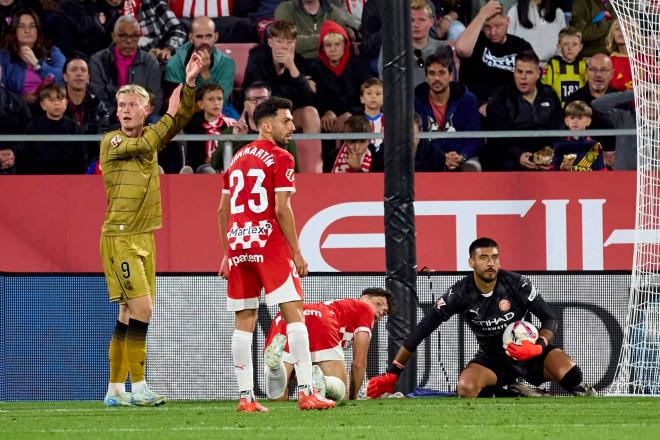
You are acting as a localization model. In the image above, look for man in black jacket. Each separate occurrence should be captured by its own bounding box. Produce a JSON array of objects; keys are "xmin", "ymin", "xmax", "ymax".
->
[
  {"xmin": 482, "ymin": 50, "xmax": 564, "ymax": 171},
  {"xmin": 64, "ymin": 57, "xmax": 110, "ymax": 168},
  {"xmin": 455, "ymin": 1, "xmax": 533, "ymax": 109},
  {"xmin": 64, "ymin": 58, "xmax": 109, "ymax": 135}
]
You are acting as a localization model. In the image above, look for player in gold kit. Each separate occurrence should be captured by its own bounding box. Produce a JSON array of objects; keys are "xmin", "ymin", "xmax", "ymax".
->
[{"xmin": 99, "ymin": 52, "xmax": 204, "ymax": 407}]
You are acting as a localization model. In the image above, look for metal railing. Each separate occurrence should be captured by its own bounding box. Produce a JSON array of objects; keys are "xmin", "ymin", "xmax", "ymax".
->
[{"xmin": 0, "ymin": 128, "xmax": 638, "ymax": 143}]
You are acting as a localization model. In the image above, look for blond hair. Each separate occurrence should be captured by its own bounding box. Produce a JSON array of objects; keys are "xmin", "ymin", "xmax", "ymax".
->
[
  {"xmin": 323, "ymin": 32, "xmax": 345, "ymax": 45},
  {"xmin": 410, "ymin": 0, "xmax": 434, "ymax": 20},
  {"xmin": 606, "ymin": 19, "xmax": 622, "ymax": 54},
  {"xmin": 116, "ymin": 84, "xmax": 150, "ymax": 106}
]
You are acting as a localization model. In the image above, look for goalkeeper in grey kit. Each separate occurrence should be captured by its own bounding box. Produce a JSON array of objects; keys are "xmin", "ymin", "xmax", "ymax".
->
[{"xmin": 367, "ymin": 237, "xmax": 597, "ymax": 398}]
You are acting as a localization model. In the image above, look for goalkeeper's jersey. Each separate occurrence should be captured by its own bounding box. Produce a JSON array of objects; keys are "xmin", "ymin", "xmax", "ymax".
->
[
  {"xmin": 100, "ymin": 84, "xmax": 196, "ymax": 236},
  {"xmin": 404, "ymin": 270, "xmax": 558, "ymax": 355}
]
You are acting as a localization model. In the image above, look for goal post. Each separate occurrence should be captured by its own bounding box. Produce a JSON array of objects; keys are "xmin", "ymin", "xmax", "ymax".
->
[{"xmin": 608, "ymin": 0, "xmax": 660, "ymax": 395}]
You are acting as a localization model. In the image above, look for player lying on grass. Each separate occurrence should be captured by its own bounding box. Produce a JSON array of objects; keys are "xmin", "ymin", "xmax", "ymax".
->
[
  {"xmin": 264, "ymin": 288, "xmax": 393, "ymax": 400},
  {"xmin": 367, "ymin": 237, "xmax": 597, "ymax": 398}
]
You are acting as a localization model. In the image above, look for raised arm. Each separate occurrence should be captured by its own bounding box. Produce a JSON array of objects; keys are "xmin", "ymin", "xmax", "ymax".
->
[
  {"xmin": 455, "ymin": 1, "xmax": 502, "ymax": 58},
  {"xmin": 161, "ymin": 51, "xmax": 205, "ymax": 142}
]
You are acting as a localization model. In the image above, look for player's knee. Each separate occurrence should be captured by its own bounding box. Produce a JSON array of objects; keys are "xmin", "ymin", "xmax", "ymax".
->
[
  {"xmin": 457, "ymin": 377, "xmax": 482, "ymax": 398},
  {"xmin": 129, "ymin": 300, "xmax": 153, "ymax": 322}
]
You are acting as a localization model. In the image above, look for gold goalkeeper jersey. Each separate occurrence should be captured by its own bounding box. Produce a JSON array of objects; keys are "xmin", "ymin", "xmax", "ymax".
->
[{"xmin": 100, "ymin": 84, "xmax": 195, "ymax": 236}]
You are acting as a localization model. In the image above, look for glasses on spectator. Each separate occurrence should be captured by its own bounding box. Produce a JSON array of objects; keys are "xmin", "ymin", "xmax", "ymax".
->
[
  {"xmin": 414, "ymin": 49, "xmax": 424, "ymax": 68},
  {"xmin": 117, "ymin": 33, "xmax": 140, "ymax": 41},
  {"xmin": 588, "ymin": 67, "xmax": 612, "ymax": 74},
  {"xmin": 245, "ymin": 96, "xmax": 269, "ymax": 103}
]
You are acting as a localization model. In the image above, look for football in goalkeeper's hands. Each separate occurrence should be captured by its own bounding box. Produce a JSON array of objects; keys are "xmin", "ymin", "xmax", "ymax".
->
[{"xmin": 502, "ymin": 320, "xmax": 539, "ymax": 352}]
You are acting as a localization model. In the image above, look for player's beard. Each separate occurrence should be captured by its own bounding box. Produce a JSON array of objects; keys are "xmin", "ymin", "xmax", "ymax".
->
[
  {"xmin": 476, "ymin": 268, "xmax": 498, "ymax": 284},
  {"xmin": 273, "ymin": 132, "xmax": 290, "ymax": 148}
]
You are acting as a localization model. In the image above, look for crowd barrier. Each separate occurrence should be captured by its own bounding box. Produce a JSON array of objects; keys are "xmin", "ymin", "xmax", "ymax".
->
[{"xmin": 0, "ymin": 172, "xmax": 637, "ymax": 273}]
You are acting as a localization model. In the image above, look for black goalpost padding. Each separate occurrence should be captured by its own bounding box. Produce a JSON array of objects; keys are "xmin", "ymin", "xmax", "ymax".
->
[{"xmin": 381, "ymin": 0, "xmax": 419, "ymax": 394}]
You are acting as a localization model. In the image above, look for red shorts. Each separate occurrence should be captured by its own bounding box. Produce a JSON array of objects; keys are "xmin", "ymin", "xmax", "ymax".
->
[
  {"xmin": 264, "ymin": 303, "xmax": 344, "ymax": 362},
  {"xmin": 226, "ymin": 244, "xmax": 303, "ymax": 311}
]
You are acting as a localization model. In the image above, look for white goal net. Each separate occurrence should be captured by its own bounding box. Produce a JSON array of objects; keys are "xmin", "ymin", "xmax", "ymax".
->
[{"xmin": 609, "ymin": 0, "xmax": 660, "ymax": 395}]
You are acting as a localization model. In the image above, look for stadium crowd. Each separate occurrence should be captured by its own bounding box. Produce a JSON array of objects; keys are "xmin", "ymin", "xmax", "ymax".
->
[{"xmin": 0, "ymin": 0, "xmax": 644, "ymax": 175}]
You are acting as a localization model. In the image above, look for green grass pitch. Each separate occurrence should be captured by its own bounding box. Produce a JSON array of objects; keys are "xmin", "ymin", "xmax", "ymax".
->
[{"xmin": 2, "ymin": 397, "xmax": 659, "ymax": 439}]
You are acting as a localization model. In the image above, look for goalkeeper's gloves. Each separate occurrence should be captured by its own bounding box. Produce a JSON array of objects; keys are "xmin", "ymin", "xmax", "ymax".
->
[
  {"xmin": 366, "ymin": 360, "xmax": 404, "ymax": 398},
  {"xmin": 506, "ymin": 338, "xmax": 547, "ymax": 361}
]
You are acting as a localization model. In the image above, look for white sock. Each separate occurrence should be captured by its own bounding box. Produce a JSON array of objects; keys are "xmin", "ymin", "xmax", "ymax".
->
[
  {"xmin": 286, "ymin": 322, "xmax": 313, "ymax": 388},
  {"xmin": 265, "ymin": 364, "xmax": 288, "ymax": 399},
  {"xmin": 232, "ymin": 330, "xmax": 254, "ymax": 393},
  {"xmin": 132, "ymin": 380, "xmax": 146, "ymax": 393},
  {"xmin": 107, "ymin": 382, "xmax": 125, "ymax": 395}
]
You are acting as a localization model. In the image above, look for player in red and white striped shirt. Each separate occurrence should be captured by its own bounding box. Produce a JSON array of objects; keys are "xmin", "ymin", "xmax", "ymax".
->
[{"xmin": 264, "ymin": 288, "xmax": 393, "ymax": 401}]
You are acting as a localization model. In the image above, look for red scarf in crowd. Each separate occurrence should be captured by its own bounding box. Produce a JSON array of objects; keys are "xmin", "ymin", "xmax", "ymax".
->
[{"xmin": 201, "ymin": 116, "xmax": 236, "ymax": 161}]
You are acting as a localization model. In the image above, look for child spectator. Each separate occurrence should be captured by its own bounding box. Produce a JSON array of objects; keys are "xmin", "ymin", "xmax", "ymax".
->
[
  {"xmin": 359, "ymin": 77, "xmax": 384, "ymax": 150},
  {"xmin": 312, "ymin": 20, "xmax": 374, "ymax": 134},
  {"xmin": 542, "ymin": 27, "xmax": 587, "ymax": 105},
  {"xmin": 183, "ymin": 84, "xmax": 236, "ymax": 173},
  {"xmin": 209, "ymin": 82, "xmax": 300, "ymax": 172},
  {"xmin": 19, "ymin": 83, "xmax": 85, "ymax": 174},
  {"xmin": 552, "ymin": 100, "xmax": 606, "ymax": 171},
  {"xmin": 331, "ymin": 115, "xmax": 373, "ymax": 173}
]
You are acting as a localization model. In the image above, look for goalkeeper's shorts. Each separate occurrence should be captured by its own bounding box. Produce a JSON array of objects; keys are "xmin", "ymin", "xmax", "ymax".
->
[{"xmin": 468, "ymin": 344, "xmax": 560, "ymax": 386}]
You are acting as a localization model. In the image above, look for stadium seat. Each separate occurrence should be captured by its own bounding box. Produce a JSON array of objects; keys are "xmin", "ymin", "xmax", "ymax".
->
[{"xmin": 216, "ymin": 43, "xmax": 257, "ymax": 91}]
